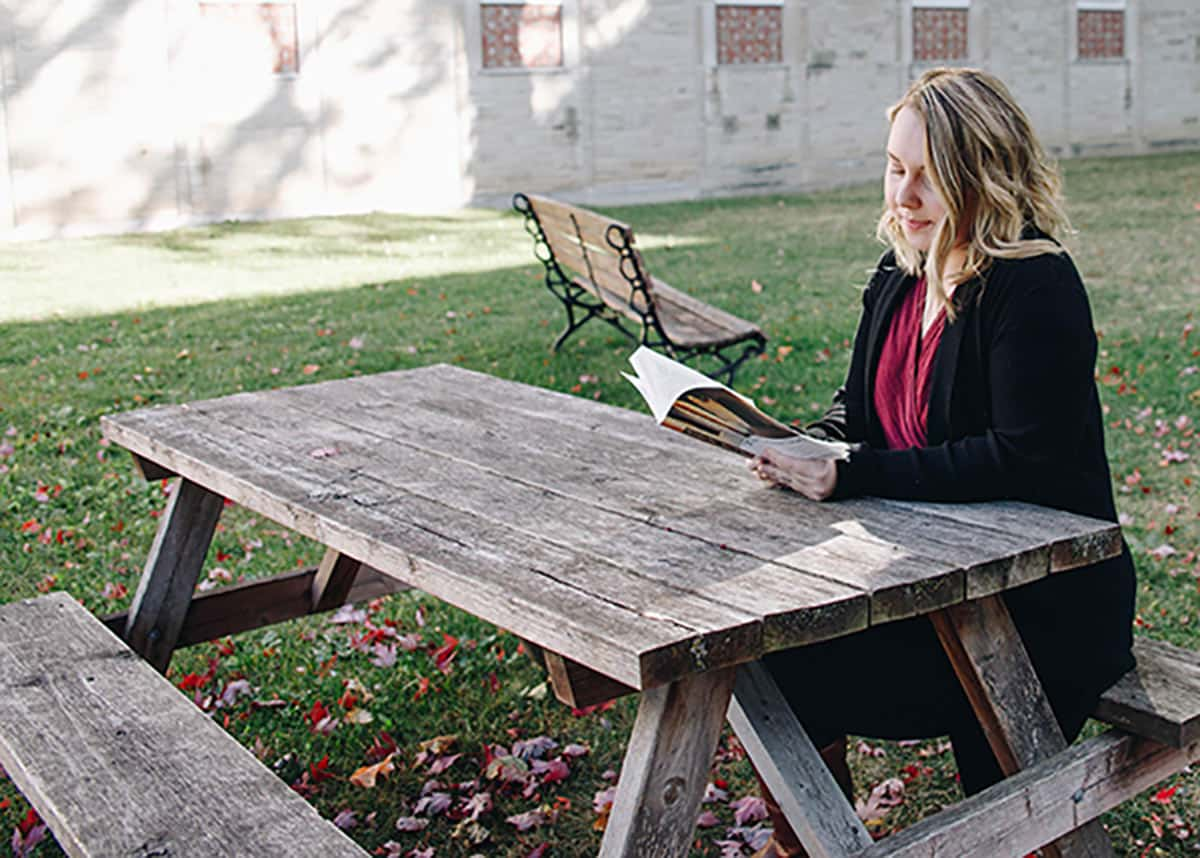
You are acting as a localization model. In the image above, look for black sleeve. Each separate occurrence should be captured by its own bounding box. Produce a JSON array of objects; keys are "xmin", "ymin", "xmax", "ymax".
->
[{"xmin": 835, "ymin": 255, "xmax": 1098, "ymax": 502}]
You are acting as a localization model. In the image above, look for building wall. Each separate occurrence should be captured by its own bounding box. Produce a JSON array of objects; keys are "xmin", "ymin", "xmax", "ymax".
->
[{"xmin": 0, "ymin": 0, "xmax": 1196, "ymax": 238}]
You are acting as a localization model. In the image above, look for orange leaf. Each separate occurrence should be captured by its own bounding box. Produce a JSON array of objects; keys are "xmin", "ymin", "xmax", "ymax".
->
[{"xmin": 349, "ymin": 753, "xmax": 395, "ymax": 789}]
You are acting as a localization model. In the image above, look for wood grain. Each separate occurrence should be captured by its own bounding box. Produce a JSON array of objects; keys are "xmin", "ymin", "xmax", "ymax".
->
[
  {"xmin": 310, "ymin": 548, "xmax": 362, "ymax": 613},
  {"xmin": 931, "ymin": 597, "xmax": 1116, "ymax": 857},
  {"xmin": 0, "ymin": 593, "xmax": 369, "ymax": 858},
  {"xmin": 851, "ymin": 729, "xmax": 1200, "ymax": 858},
  {"xmin": 728, "ymin": 662, "xmax": 873, "ymax": 857},
  {"xmin": 599, "ymin": 666, "xmax": 737, "ymax": 858},
  {"xmin": 124, "ymin": 477, "xmax": 224, "ymax": 672},
  {"xmin": 1095, "ymin": 636, "xmax": 1200, "ymax": 748},
  {"xmin": 102, "ymin": 565, "xmax": 413, "ymax": 646}
]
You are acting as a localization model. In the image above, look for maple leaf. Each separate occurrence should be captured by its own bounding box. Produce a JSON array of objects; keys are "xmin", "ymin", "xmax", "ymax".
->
[
  {"xmin": 452, "ymin": 818, "xmax": 491, "ymax": 845},
  {"xmin": 394, "ymin": 816, "xmax": 429, "ymax": 832},
  {"xmin": 432, "ymin": 633, "xmax": 458, "ymax": 673},
  {"xmin": 527, "ymin": 845, "xmax": 550, "ymax": 858},
  {"xmin": 218, "ymin": 679, "xmax": 252, "ymax": 708},
  {"xmin": 332, "ymin": 809, "xmax": 357, "ymax": 830},
  {"xmin": 414, "ymin": 792, "xmax": 452, "ymax": 817},
  {"xmin": 371, "ymin": 642, "xmax": 398, "ymax": 668},
  {"xmin": 462, "ymin": 791, "xmax": 493, "ymax": 820},
  {"xmin": 328, "ymin": 604, "xmax": 367, "ymax": 625},
  {"xmin": 307, "ymin": 700, "xmax": 338, "ymax": 735},
  {"xmin": 562, "ymin": 743, "xmax": 589, "ymax": 758},
  {"xmin": 703, "ymin": 782, "xmax": 728, "ymax": 804},
  {"xmin": 532, "ymin": 758, "xmax": 570, "ymax": 785},
  {"xmin": 714, "ymin": 839, "xmax": 747, "ymax": 858},
  {"xmin": 412, "ymin": 676, "xmax": 431, "ymax": 701},
  {"xmin": 11, "ymin": 808, "xmax": 46, "ymax": 858},
  {"xmin": 855, "ymin": 777, "xmax": 905, "ymax": 823},
  {"xmin": 484, "ymin": 754, "xmax": 529, "ymax": 782},
  {"xmin": 396, "ymin": 632, "xmax": 423, "ymax": 651},
  {"xmin": 592, "ymin": 786, "xmax": 616, "ymax": 831},
  {"xmin": 428, "ymin": 753, "xmax": 462, "ymax": 775},
  {"xmin": 367, "ymin": 730, "xmax": 398, "ymax": 763},
  {"xmin": 349, "ymin": 754, "xmax": 395, "ymax": 789},
  {"xmin": 1152, "ymin": 784, "xmax": 1178, "ymax": 805},
  {"xmin": 506, "ymin": 808, "xmax": 556, "ymax": 832},
  {"xmin": 696, "ymin": 809, "xmax": 721, "ymax": 827},
  {"xmin": 729, "ymin": 795, "xmax": 768, "ymax": 826},
  {"xmin": 514, "ymin": 736, "xmax": 558, "ymax": 760}
]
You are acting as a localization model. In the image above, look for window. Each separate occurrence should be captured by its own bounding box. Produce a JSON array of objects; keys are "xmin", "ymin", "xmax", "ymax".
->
[
  {"xmin": 1077, "ymin": 0, "xmax": 1125, "ymax": 60},
  {"xmin": 912, "ymin": 0, "xmax": 968, "ymax": 63},
  {"xmin": 480, "ymin": 0, "xmax": 563, "ymax": 69},
  {"xmin": 197, "ymin": 2, "xmax": 299, "ymax": 75},
  {"xmin": 715, "ymin": 0, "xmax": 784, "ymax": 66}
]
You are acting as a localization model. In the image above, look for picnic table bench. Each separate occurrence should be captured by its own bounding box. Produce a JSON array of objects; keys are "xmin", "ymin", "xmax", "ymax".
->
[
  {"xmin": 3, "ymin": 364, "xmax": 1191, "ymax": 857},
  {"xmin": 514, "ymin": 192, "xmax": 766, "ymax": 384},
  {"xmin": 0, "ymin": 592, "xmax": 370, "ymax": 858}
]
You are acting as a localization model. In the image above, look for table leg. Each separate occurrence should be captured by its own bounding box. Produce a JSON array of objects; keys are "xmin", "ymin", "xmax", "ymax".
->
[
  {"xmin": 728, "ymin": 662, "xmax": 873, "ymax": 858},
  {"xmin": 931, "ymin": 596, "xmax": 1116, "ymax": 858},
  {"xmin": 124, "ymin": 478, "xmax": 224, "ymax": 673},
  {"xmin": 599, "ymin": 666, "xmax": 737, "ymax": 858}
]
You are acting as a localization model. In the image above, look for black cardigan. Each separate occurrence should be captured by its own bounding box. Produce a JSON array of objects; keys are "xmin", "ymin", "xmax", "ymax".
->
[{"xmin": 811, "ymin": 249, "xmax": 1136, "ymax": 696}]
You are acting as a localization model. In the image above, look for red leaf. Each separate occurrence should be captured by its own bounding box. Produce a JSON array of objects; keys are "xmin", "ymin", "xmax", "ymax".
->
[
  {"xmin": 1151, "ymin": 784, "xmax": 1177, "ymax": 804},
  {"xmin": 413, "ymin": 676, "xmax": 431, "ymax": 701},
  {"xmin": 432, "ymin": 633, "xmax": 458, "ymax": 673}
]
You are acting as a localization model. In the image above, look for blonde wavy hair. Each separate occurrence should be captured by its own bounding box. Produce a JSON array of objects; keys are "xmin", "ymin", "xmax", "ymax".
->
[{"xmin": 877, "ymin": 68, "xmax": 1071, "ymax": 318}]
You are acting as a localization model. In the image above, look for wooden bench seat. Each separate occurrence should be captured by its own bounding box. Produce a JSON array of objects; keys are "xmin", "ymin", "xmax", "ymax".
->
[
  {"xmin": 0, "ymin": 592, "xmax": 369, "ymax": 858},
  {"xmin": 513, "ymin": 192, "xmax": 766, "ymax": 384},
  {"xmin": 1095, "ymin": 635, "xmax": 1200, "ymax": 747}
]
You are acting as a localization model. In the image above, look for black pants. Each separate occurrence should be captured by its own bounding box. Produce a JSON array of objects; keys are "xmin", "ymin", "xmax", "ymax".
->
[{"xmin": 763, "ymin": 614, "xmax": 1096, "ymax": 796}]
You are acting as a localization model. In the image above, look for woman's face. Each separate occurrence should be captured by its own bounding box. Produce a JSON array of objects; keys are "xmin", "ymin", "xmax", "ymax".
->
[{"xmin": 884, "ymin": 105, "xmax": 947, "ymax": 253}]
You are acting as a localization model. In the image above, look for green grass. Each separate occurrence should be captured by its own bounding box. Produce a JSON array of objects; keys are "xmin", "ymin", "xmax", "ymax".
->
[{"xmin": 1, "ymin": 150, "xmax": 1198, "ymax": 856}]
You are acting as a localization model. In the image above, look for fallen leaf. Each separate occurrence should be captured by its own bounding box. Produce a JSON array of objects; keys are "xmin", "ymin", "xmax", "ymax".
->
[
  {"xmin": 855, "ymin": 777, "xmax": 906, "ymax": 823},
  {"xmin": 302, "ymin": 364, "xmax": 320, "ymax": 375},
  {"xmin": 394, "ymin": 816, "xmax": 429, "ymax": 832},
  {"xmin": 729, "ymin": 795, "xmax": 768, "ymax": 826}
]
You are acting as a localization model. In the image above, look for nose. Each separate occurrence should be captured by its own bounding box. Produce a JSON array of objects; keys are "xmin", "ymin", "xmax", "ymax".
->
[{"xmin": 895, "ymin": 174, "xmax": 921, "ymax": 211}]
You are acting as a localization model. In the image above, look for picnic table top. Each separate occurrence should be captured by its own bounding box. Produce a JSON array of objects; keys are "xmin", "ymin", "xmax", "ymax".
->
[{"xmin": 100, "ymin": 364, "xmax": 1122, "ymax": 691}]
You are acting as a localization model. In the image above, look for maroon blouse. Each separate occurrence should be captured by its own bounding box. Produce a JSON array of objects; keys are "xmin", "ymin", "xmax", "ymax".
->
[{"xmin": 873, "ymin": 278, "xmax": 947, "ymax": 450}]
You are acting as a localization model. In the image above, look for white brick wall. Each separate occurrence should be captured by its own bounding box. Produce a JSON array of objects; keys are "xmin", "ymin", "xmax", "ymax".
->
[{"xmin": 0, "ymin": 0, "xmax": 1196, "ymax": 237}]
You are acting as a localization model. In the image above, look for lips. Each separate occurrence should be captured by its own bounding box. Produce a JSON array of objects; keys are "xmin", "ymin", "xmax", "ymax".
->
[{"xmin": 903, "ymin": 218, "xmax": 932, "ymax": 231}]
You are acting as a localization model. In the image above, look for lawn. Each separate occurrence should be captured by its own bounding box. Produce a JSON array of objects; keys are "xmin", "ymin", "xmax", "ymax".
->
[{"xmin": 0, "ymin": 150, "xmax": 1197, "ymax": 857}]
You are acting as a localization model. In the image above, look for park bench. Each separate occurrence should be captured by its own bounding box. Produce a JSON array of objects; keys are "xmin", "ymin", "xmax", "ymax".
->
[
  {"xmin": 513, "ymin": 192, "xmax": 767, "ymax": 384},
  {"xmin": 0, "ymin": 592, "xmax": 370, "ymax": 858}
]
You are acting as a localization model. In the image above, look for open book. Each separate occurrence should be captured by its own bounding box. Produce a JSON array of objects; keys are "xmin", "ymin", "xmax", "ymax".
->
[{"xmin": 622, "ymin": 346, "xmax": 850, "ymax": 460}]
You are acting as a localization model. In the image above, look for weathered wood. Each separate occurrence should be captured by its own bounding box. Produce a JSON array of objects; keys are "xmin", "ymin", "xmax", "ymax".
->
[
  {"xmin": 124, "ymin": 477, "xmax": 224, "ymax": 672},
  {"xmin": 599, "ymin": 666, "xmax": 738, "ymax": 858},
  {"xmin": 1095, "ymin": 636, "xmax": 1200, "ymax": 748},
  {"xmin": 0, "ymin": 593, "xmax": 370, "ymax": 857},
  {"xmin": 931, "ymin": 597, "xmax": 1116, "ymax": 858},
  {"xmin": 103, "ymin": 406, "xmax": 747, "ymax": 690},
  {"xmin": 852, "ymin": 729, "xmax": 1200, "ymax": 858},
  {"xmin": 102, "ymin": 564, "xmax": 413, "ymax": 647},
  {"xmin": 544, "ymin": 650, "xmax": 637, "ymax": 708},
  {"xmin": 728, "ymin": 662, "xmax": 874, "ymax": 857},
  {"xmin": 880, "ymin": 498, "xmax": 1123, "ymax": 575},
  {"xmin": 131, "ymin": 451, "xmax": 175, "ymax": 481},
  {"xmin": 311, "ymin": 548, "xmax": 362, "ymax": 612}
]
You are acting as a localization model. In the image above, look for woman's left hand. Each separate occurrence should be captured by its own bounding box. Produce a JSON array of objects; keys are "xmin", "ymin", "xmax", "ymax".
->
[{"xmin": 749, "ymin": 447, "xmax": 839, "ymax": 501}]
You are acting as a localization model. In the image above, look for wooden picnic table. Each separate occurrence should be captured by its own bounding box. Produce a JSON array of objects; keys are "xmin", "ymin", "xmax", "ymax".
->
[{"xmin": 100, "ymin": 364, "xmax": 1127, "ymax": 858}]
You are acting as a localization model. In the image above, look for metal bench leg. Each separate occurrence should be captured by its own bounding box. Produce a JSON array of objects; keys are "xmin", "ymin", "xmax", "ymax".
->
[
  {"xmin": 931, "ymin": 596, "xmax": 1117, "ymax": 858},
  {"xmin": 599, "ymin": 667, "xmax": 737, "ymax": 858}
]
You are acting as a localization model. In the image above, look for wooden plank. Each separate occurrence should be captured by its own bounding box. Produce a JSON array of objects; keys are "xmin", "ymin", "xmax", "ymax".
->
[
  {"xmin": 880, "ymin": 498, "xmax": 1123, "ymax": 574},
  {"xmin": 599, "ymin": 666, "xmax": 738, "ymax": 858},
  {"xmin": 102, "ymin": 407, "xmax": 745, "ymax": 690},
  {"xmin": 1094, "ymin": 636, "xmax": 1200, "ymax": 748},
  {"xmin": 852, "ymin": 729, "xmax": 1200, "ymax": 858},
  {"xmin": 282, "ymin": 371, "xmax": 967, "ymax": 628},
  {"xmin": 131, "ymin": 451, "xmax": 175, "ymax": 481},
  {"xmin": 101, "ymin": 564, "xmax": 413, "ymax": 647},
  {"xmin": 310, "ymin": 548, "xmax": 362, "ymax": 612},
  {"xmin": 728, "ymin": 662, "xmax": 874, "ymax": 857},
  {"xmin": 930, "ymin": 597, "xmax": 1116, "ymax": 858},
  {"xmin": 0, "ymin": 593, "xmax": 370, "ymax": 858},
  {"xmin": 244, "ymin": 383, "xmax": 871, "ymax": 647},
  {"xmin": 544, "ymin": 651, "xmax": 638, "ymax": 708},
  {"xmin": 124, "ymin": 477, "xmax": 224, "ymax": 672}
]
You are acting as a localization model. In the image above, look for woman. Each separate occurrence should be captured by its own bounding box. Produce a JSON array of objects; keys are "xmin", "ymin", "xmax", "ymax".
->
[{"xmin": 747, "ymin": 68, "xmax": 1136, "ymax": 858}]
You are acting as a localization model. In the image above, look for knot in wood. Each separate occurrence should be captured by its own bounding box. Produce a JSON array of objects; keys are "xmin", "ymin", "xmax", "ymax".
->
[{"xmin": 662, "ymin": 775, "xmax": 686, "ymax": 806}]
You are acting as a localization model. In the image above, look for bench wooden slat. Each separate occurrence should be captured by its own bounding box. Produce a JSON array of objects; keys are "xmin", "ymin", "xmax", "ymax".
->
[
  {"xmin": 851, "ymin": 729, "xmax": 1200, "ymax": 858},
  {"xmin": 650, "ymin": 276, "xmax": 763, "ymax": 347},
  {"xmin": 1095, "ymin": 636, "xmax": 1200, "ymax": 748},
  {"xmin": 0, "ymin": 593, "xmax": 369, "ymax": 858}
]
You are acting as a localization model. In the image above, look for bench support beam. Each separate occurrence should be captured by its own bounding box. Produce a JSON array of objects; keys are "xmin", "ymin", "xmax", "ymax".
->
[
  {"xmin": 931, "ymin": 596, "xmax": 1116, "ymax": 857},
  {"xmin": 599, "ymin": 666, "xmax": 737, "ymax": 858},
  {"xmin": 729, "ymin": 662, "xmax": 873, "ymax": 858},
  {"xmin": 124, "ymin": 478, "xmax": 224, "ymax": 672}
]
